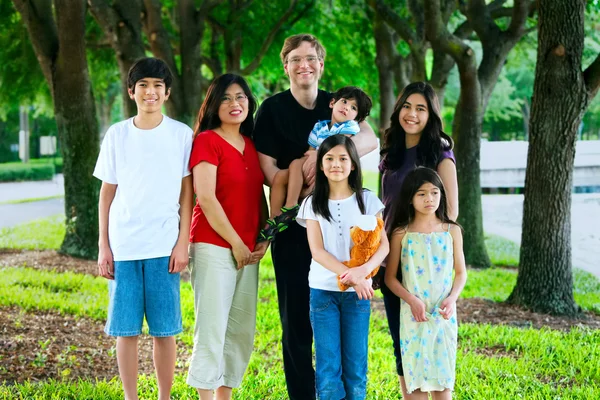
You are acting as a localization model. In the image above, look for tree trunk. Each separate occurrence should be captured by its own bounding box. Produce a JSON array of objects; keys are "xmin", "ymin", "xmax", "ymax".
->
[
  {"xmin": 373, "ymin": 14, "xmax": 398, "ymax": 134},
  {"xmin": 13, "ymin": 0, "xmax": 100, "ymax": 259},
  {"xmin": 507, "ymin": 0, "xmax": 589, "ymax": 315},
  {"xmin": 88, "ymin": 0, "xmax": 146, "ymax": 119},
  {"xmin": 453, "ymin": 72, "xmax": 491, "ymax": 267}
]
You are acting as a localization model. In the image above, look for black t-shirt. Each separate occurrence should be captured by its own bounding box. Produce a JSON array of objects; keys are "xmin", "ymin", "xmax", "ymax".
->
[{"xmin": 253, "ymin": 89, "xmax": 332, "ymax": 169}]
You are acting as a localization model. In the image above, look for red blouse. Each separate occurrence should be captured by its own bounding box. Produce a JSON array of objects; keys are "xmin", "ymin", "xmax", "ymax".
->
[{"xmin": 189, "ymin": 130, "xmax": 264, "ymax": 251}]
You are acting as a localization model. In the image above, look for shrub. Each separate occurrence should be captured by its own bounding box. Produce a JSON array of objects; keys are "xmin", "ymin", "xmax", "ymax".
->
[
  {"xmin": 0, "ymin": 162, "xmax": 55, "ymax": 182},
  {"xmin": 30, "ymin": 157, "xmax": 63, "ymax": 174}
]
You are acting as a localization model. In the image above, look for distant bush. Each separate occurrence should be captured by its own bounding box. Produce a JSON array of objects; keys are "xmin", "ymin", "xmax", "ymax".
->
[
  {"xmin": 31, "ymin": 157, "xmax": 63, "ymax": 174},
  {"xmin": 0, "ymin": 162, "xmax": 55, "ymax": 182}
]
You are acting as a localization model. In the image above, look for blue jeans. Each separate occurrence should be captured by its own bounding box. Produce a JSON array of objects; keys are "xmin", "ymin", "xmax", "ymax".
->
[{"xmin": 309, "ymin": 288, "xmax": 371, "ymax": 400}]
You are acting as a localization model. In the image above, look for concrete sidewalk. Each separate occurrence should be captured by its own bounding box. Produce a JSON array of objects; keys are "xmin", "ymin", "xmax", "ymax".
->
[
  {"xmin": 0, "ymin": 174, "xmax": 64, "ymax": 203},
  {"xmin": 482, "ymin": 193, "xmax": 600, "ymax": 279}
]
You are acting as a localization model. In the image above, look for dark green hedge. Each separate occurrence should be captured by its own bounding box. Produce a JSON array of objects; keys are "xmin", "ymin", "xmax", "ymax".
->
[
  {"xmin": 0, "ymin": 162, "xmax": 55, "ymax": 182},
  {"xmin": 31, "ymin": 157, "xmax": 63, "ymax": 174}
]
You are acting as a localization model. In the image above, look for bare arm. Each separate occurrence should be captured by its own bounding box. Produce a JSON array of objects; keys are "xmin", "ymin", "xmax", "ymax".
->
[
  {"xmin": 193, "ymin": 162, "xmax": 251, "ymax": 268},
  {"xmin": 258, "ymin": 152, "xmax": 280, "ymax": 187},
  {"xmin": 352, "ymin": 121, "xmax": 378, "ymax": 157},
  {"xmin": 306, "ymin": 219, "xmax": 349, "ymax": 275},
  {"xmin": 437, "ymin": 158, "xmax": 459, "ymax": 221},
  {"xmin": 249, "ymin": 189, "xmax": 270, "ymax": 264},
  {"xmin": 169, "ymin": 175, "xmax": 193, "ymax": 273},
  {"xmin": 384, "ymin": 229, "xmax": 414, "ymax": 303},
  {"xmin": 98, "ymin": 182, "xmax": 117, "ymax": 279},
  {"xmin": 385, "ymin": 228, "xmax": 429, "ymax": 322},
  {"xmin": 440, "ymin": 225, "xmax": 467, "ymax": 319}
]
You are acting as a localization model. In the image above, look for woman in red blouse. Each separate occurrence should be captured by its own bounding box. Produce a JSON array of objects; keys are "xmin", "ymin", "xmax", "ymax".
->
[{"xmin": 186, "ymin": 74, "xmax": 268, "ymax": 400}]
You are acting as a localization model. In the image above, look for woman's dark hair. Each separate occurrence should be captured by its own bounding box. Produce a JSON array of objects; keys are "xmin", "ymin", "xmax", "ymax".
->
[
  {"xmin": 310, "ymin": 135, "xmax": 366, "ymax": 222},
  {"xmin": 380, "ymin": 82, "xmax": 453, "ymax": 171},
  {"xmin": 386, "ymin": 167, "xmax": 459, "ymax": 236},
  {"xmin": 331, "ymin": 86, "xmax": 373, "ymax": 123},
  {"xmin": 194, "ymin": 74, "xmax": 257, "ymax": 138}
]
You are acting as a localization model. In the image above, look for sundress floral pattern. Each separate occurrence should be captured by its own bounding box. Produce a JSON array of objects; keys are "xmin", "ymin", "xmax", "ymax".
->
[{"xmin": 399, "ymin": 230, "xmax": 457, "ymax": 393}]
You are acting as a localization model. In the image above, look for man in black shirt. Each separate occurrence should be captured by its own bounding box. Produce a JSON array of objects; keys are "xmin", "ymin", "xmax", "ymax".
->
[{"xmin": 253, "ymin": 33, "xmax": 377, "ymax": 400}]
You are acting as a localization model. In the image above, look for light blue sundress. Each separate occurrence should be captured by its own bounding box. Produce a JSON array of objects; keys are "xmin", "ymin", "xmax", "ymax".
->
[{"xmin": 399, "ymin": 228, "xmax": 457, "ymax": 393}]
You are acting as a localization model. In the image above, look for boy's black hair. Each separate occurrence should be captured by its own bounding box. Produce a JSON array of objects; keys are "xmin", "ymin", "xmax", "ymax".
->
[
  {"xmin": 310, "ymin": 135, "xmax": 366, "ymax": 222},
  {"xmin": 331, "ymin": 86, "xmax": 373, "ymax": 123},
  {"xmin": 127, "ymin": 58, "xmax": 173, "ymax": 92}
]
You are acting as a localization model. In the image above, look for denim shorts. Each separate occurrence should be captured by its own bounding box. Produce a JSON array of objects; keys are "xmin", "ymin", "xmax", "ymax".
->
[{"xmin": 105, "ymin": 256, "xmax": 182, "ymax": 337}]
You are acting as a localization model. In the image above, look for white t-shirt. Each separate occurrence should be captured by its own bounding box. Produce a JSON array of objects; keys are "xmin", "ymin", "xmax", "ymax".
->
[
  {"xmin": 93, "ymin": 115, "xmax": 193, "ymax": 261},
  {"xmin": 297, "ymin": 190, "xmax": 385, "ymax": 292}
]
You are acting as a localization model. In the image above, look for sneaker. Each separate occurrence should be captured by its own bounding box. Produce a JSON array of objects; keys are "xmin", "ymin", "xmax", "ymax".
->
[{"xmin": 274, "ymin": 204, "xmax": 300, "ymax": 233}]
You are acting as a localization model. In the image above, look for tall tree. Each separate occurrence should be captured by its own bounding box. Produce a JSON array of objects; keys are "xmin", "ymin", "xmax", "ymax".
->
[
  {"xmin": 425, "ymin": 0, "xmax": 532, "ymax": 267},
  {"xmin": 89, "ymin": 0, "xmax": 312, "ymax": 125},
  {"xmin": 507, "ymin": 0, "xmax": 600, "ymax": 315},
  {"xmin": 88, "ymin": 0, "xmax": 146, "ymax": 118},
  {"xmin": 12, "ymin": 0, "xmax": 100, "ymax": 259}
]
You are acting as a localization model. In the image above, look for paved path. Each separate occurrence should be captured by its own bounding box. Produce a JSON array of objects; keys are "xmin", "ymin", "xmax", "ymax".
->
[
  {"xmin": 0, "ymin": 174, "xmax": 64, "ymax": 203},
  {"xmin": 482, "ymin": 193, "xmax": 600, "ymax": 278},
  {"xmin": 0, "ymin": 198, "xmax": 64, "ymax": 229}
]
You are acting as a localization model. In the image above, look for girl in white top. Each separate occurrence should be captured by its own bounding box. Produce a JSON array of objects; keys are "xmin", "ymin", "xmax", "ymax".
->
[{"xmin": 297, "ymin": 134, "xmax": 389, "ymax": 400}]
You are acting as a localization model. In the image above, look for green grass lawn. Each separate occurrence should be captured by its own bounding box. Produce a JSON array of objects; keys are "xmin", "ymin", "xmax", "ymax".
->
[{"xmin": 0, "ymin": 215, "xmax": 599, "ymax": 399}]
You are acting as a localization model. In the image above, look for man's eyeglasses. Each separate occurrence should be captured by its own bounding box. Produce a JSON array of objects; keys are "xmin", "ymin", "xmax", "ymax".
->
[
  {"xmin": 287, "ymin": 56, "xmax": 320, "ymax": 65},
  {"xmin": 221, "ymin": 94, "xmax": 248, "ymax": 104}
]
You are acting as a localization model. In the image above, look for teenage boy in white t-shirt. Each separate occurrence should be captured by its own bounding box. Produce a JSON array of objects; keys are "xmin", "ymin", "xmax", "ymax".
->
[{"xmin": 94, "ymin": 57, "xmax": 193, "ymax": 400}]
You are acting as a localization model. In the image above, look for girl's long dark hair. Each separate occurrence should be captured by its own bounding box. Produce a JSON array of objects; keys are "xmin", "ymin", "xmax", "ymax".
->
[
  {"xmin": 311, "ymin": 135, "xmax": 366, "ymax": 222},
  {"xmin": 193, "ymin": 73, "xmax": 257, "ymax": 138},
  {"xmin": 386, "ymin": 167, "xmax": 459, "ymax": 236},
  {"xmin": 380, "ymin": 82, "xmax": 453, "ymax": 171}
]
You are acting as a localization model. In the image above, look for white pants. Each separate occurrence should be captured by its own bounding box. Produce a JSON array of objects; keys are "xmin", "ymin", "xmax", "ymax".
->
[{"xmin": 186, "ymin": 243, "xmax": 259, "ymax": 389}]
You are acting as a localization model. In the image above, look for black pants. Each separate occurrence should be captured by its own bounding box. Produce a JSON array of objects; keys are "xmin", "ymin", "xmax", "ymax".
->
[
  {"xmin": 271, "ymin": 223, "xmax": 316, "ymax": 400},
  {"xmin": 378, "ymin": 268, "xmax": 404, "ymax": 376}
]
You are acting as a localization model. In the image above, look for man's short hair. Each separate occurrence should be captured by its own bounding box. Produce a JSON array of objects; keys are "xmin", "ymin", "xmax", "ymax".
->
[
  {"xmin": 127, "ymin": 58, "xmax": 173, "ymax": 91},
  {"xmin": 280, "ymin": 34, "xmax": 326, "ymax": 64},
  {"xmin": 332, "ymin": 86, "xmax": 373, "ymax": 123}
]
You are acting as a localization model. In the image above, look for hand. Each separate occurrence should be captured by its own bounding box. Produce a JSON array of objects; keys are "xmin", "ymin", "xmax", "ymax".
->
[
  {"xmin": 232, "ymin": 241, "xmax": 252, "ymax": 269},
  {"xmin": 340, "ymin": 266, "xmax": 368, "ymax": 287},
  {"xmin": 439, "ymin": 295, "xmax": 457, "ymax": 320},
  {"xmin": 249, "ymin": 241, "xmax": 269, "ymax": 264},
  {"xmin": 354, "ymin": 279, "xmax": 374, "ymax": 300},
  {"xmin": 169, "ymin": 241, "xmax": 189, "ymax": 273},
  {"xmin": 302, "ymin": 150, "xmax": 317, "ymax": 187},
  {"xmin": 408, "ymin": 295, "xmax": 428, "ymax": 322},
  {"xmin": 98, "ymin": 244, "xmax": 114, "ymax": 280}
]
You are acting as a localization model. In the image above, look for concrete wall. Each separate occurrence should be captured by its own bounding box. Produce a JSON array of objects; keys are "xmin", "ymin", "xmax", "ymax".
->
[{"xmin": 360, "ymin": 140, "xmax": 600, "ymax": 189}]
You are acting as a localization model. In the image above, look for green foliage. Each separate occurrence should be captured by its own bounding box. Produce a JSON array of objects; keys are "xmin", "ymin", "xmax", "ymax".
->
[
  {"xmin": 0, "ymin": 215, "xmax": 65, "ymax": 250},
  {"xmin": 30, "ymin": 157, "xmax": 63, "ymax": 173},
  {"xmin": 485, "ymin": 234, "xmax": 520, "ymax": 267},
  {"xmin": 0, "ymin": 195, "xmax": 63, "ymax": 206},
  {"xmin": 0, "ymin": 162, "xmax": 55, "ymax": 182},
  {"xmin": 0, "ymin": 267, "xmax": 108, "ymax": 320},
  {"xmin": 0, "ymin": 3, "xmax": 49, "ymax": 113},
  {"xmin": 463, "ymin": 268, "xmax": 600, "ymax": 314},
  {"xmin": 457, "ymin": 324, "xmax": 600, "ymax": 399}
]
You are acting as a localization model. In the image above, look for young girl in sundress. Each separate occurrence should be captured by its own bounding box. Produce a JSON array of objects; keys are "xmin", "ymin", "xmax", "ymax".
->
[{"xmin": 384, "ymin": 167, "xmax": 467, "ymax": 399}]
